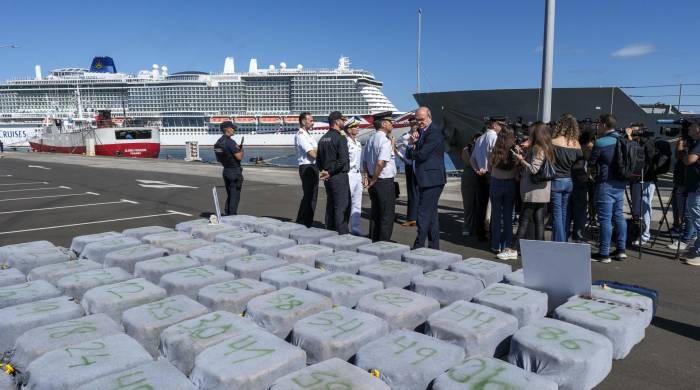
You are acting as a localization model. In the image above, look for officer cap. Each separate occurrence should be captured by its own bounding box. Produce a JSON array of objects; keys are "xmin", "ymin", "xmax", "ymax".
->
[
  {"xmin": 373, "ymin": 111, "xmax": 394, "ymax": 123},
  {"xmin": 344, "ymin": 117, "xmax": 361, "ymax": 130},
  {"xmin": 220, "ymin": 121, "xmax": 238, "ymax": 132},
  {"xmin": 328, "ymin": 111, "xmax": 346, "ymax": 124}
]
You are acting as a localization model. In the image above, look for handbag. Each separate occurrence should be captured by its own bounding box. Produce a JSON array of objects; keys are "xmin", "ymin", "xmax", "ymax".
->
[{"xmin": 531, "ymin": 153, "xmax": 556, "ymax": 184}]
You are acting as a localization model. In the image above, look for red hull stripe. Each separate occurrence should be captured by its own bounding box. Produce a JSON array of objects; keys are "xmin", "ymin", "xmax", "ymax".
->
[{"xmin": 29, "ymin": 142, "xmax": 160, "ymax": 158}]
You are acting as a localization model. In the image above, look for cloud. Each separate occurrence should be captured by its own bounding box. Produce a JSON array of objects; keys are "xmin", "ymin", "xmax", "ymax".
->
[{"xmin": 611, "ymin": 43, "xmax": 655, "ymax": 58}]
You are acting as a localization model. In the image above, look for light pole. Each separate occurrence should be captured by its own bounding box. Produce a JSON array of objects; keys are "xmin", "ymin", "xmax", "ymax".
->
[{"xmin": 539, "ymin": 0, "xmax": 555, "ymax": 123}]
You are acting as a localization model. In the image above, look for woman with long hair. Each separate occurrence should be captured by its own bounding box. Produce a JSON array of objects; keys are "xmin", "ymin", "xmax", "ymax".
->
[
  {"xmin": 551, "ymin": 114, "xmax": 583, "ymax": 242},
  {"xmin": 488, "ymin": 128, "xmax": 518, "ymax": 255}
]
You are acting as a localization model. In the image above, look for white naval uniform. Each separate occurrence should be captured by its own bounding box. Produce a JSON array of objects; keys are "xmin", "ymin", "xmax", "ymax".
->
[{"xmin": 347, "ymin": 135, "xmax": 364, "ymax": 235}]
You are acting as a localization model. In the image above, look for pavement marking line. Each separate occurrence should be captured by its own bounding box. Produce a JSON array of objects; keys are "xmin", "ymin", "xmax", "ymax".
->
[
  {"xmin": 27, "ymin": 165, "xmax": 51, "ymax": 170},
  {"xmin": 0, "ymin": 175, "xmax": 12, "ymax": 177},
  {"xmin": 0, "ymin": 186, "xmax": 71, "ymax": 193},
  {"xmin": 0, "ymin": 181, "xmax": 49, "ymax": 186},
  {"xmin": 136, "ymin": 179, "xmax": 198, "ymax": 189},
  {"xmin": 0, "ymin": 199, "xmax": 138, "ymax": 215},
  {"xmin": 166, "ymin": 209, "xmax": 193, "ymax": 217},
  {"xmin": 0, "ymin": 210, "xmax": 188, "ymax": 235},
  {"xmin": 0, "ymin": 192, "xmax": 100, "ymax": 202}
]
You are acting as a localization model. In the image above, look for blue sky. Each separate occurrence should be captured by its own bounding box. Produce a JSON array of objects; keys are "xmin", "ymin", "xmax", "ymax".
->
[{"xmin": 2, "ymin": 0, "xmax": 698, "ymax": 111}]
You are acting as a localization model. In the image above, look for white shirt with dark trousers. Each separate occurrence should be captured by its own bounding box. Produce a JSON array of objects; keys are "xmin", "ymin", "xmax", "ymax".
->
[
  {"xmin": 294, "ymin": 128, "xmax": 319, "ymax": 227},
  {"xmin": 363, "ymin": 130, "xmax": 396, "ymax": 242}
]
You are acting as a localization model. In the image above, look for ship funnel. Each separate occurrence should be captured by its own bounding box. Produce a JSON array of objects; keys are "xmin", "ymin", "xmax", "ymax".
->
[
  {"xmin": 34, "ymin": 65, "xmax": 42, "ymax": 80},
  {"xmin": 249, "ymin": 58, "xmax": 258, "ymax": 73},
  {"xmin": 224, "ymin": 57, "xmax": 235, "ymax": 74},
  {"xmin": 152, "ymin": 64, "xmax": 159, "ymax": 78},
  {"xmin": 160, "ymin": 65, "xmax": 168, "ymax": 77}
]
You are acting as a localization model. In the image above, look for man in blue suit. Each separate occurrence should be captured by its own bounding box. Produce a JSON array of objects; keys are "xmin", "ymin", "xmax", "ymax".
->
[{"xmin": 408, "ymin": 107, "xmax": 446, "ymax": 249}]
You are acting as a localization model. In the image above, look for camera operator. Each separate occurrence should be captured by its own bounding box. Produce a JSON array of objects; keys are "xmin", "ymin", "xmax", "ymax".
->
[
  {"xmin": 668, "ymin": 125, "xmax": 697, "ymax": 250},
  {"xmin": 680, "ymin": 122, "xmax": 700, "ymax": 266},
  {"xmin": 626, "ymin": 123, "xmax": 658, "ymax": 247}
]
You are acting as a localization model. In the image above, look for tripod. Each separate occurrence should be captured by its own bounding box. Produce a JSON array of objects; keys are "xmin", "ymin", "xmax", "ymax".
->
[
  {"xmin": 650, "ymin": 187, "xmax": 689, "ymax": 260},
  {"xmin": 624, "ymin": 170, "xmax": 646, "ymax": 260}
]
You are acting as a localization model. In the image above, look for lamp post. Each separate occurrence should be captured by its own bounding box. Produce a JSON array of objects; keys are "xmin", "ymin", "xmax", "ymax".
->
[{"xmin": 539, "ymin": 0, "xmax": 555, "ymax": 123}]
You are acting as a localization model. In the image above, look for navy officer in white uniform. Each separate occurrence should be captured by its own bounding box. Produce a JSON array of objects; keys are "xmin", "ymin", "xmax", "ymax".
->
[
  {"xmin": 294, "ymin": 112, "xmax": 318, "ymax": 227},
  {"xmin": 363, "ymin": 111, "xmax": 397, "ymax": 242},
  {"xmin": 344, "ymin": 117, "xmax": 364, "ymax": 236}
]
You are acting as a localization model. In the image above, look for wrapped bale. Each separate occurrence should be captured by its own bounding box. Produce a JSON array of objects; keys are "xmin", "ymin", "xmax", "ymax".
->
[
  {"xmin": 259, "ymin": 222, "xmax": 307, "ymax": 238},
  {"xmin": 554, "ymin": 296, "xmax": 647, "ymax": 359},
  {"xmin": 5, "ymin": 246, "xmax": 76, "ymax": 274},
  {"xmin": 355, "ymin": 287, "xmax": 439, "ymax": 331},
  {"xmin": 0, "ymin": 268, "xmax": 25, "ymax": 287},
  {"xmin": 508, "ymin": 317, "xmax": 613, "ymax": 390},
  {"xmin": 80, "ymin": 236, "xmax": 142, "ymax": 262},
  {"xmin": 0, "ymin": 280, "xmax": 61, "ymax": 309},
  {"xmin": 0, "ymin": 374, "xmax": 13, "ymax": 390},
  {"xmin": 355, "ymin": 330, "xmax": 465, "ymax": 390},
  {"xmin": 214, "ymin": 230, "xmax": 263, "ymax": 246},
  {"xmin": 291, "ymin": 307, "xmax": 389, "ymax": 364},
  {"xmin": 190, "ymin": 223, "xmax": 241, "ymax": 241},
  {"xmin": 56, "ymin": 267, "xmax": 134, "ymax": 301},
  {"xmin": 0, "ymin": 296, "xmax": 83, "ymax": 352},
  {"xmin": 103, "ymin": 244, "xmax": 167, "ymax": 273},
  {"xmin": 432, "ymin": 356, "xmax": 558, "ymax": 390},
  {"xmin": 271, "ymin": 357, "xmax": 390, "ymax": 390},
  {"xmin": 316, "ymin": 250, "xmax": 379, "ymax": 274},
  {"xmin": 122, "ymin": 295, "xmax": 209, "ymax": 356},
  {"xmin": 28, "ymin": 259, "xmax": 101, "ymax": 285},
  {"xmin": 307, "ymin": 272, "xmax": 384, "ymax": 308},
  {"xmin": 591, "ymin": 284, "xmax": 654, "ymax": 326},
  {"xmin": 122, "ymin": 225, "xmax": 173, "ymax": 240},
  {"xmin": 159, "ymin": 265, "xmax": 236, "ymax": 299},
  {"xmin": 188, "ymin": 243, "xmax": 249, "ymax": 269},
  {"xmin": 134, "ymin": 254, "xmax": 201, "ymax": 284},
  {"xmin": 220, "ymin": 215, "xmax": 259, "ymax": 230},
  {"xmin": 198, "ymin": 278, "xmax": 276, "ymax": 314},
  {"xmin": 174, "ymin": 218, "xmax": 210, "ymax": 233},
  {"xmin": 160, "ymin": 311, "xmax": 260, "ymax": 375},
  {"xmin": 426, "ymin": 301, "xmax": 518, "ymax": 357},
  {"xmin": 402, "ymin": 247, "xmax": 462, "ymax": 272},
  {"xmin": 261, "ymin": 264, "xmax": 329, "ymax": 289},
  {"xmin": 255, "ymin": 216, "xmax": 283, "ymax": 226},
  {"xmin": 81, "ymin": 278, "xmax": 168, "ymax": 322},
  {"xmin": 70, "ymin": 231, "xmax": 124, "ymax": 255},
  {"xmin": 161, "ymin": 238, "xmax": 210, "ymax": 255},
  {"xmin": 289, "ymin": 227, "xmax": 338, "ymax": 244},
  {"xmin": 358, "ymin": 260, "xmax": 422, "ymax": 288},
  {"xmin": 141, "ymin": 231, "xmax": 192, "ymax": 246},
  {"xmin": 243, "ymin": 236, "xmax": 297, "ymax": 256},
  {"xmin": 225, "ymin": 253, "xmax": 288, "ymax": 280},
  {"xmin": 75, "ymin": 359, "xmax": 196, "ymax": 390},
  {"xmin": 190, "ymin": 327, "xmax": 306, "ymax": 390},
  {"xmin": 450, "ymin": 258, "xmax": 512, "ymax": 287},
  {"xmin": 278, "ymin": 244, "xmax": 334, "ymax": 267},
  {"xmin": 24, "ymin": 333, "xmax": 153, "ymax": 390},
  {"xmin": 411, "ymin": 269, "xmax": 484, "ymax": 306},
  {"xmin": 505, "ymin": 268, "xmax": 526, "ymax": 287},
  {"xmin": 246, "ymin": 287, "xmax": 333, "ymax": 339},
  {"xmin": 0, "ymin": 240, "xmax": 55, "ymax": 264},
  {"xmin": 319, "ymin": 234, "xmax": 372, "ymax": 251},
  {"xmin": 357, "ymin": 241, "xmax": 411, "ymax": 261},
  {"xmin": 473, "ymin": 283, "xmax": 548, "ymax": 327}
]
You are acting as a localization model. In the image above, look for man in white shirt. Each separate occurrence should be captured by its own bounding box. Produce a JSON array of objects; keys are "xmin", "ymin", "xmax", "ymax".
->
[
  {"xmin": 470, "ymin": 116, "xmax": 503, "ymax": 241},
  {"xmin": 363, "ymin": 111, "xmax": 397, "ymax": 242},
  {"xmin": 344, "ymin": 117, "xmax": 364, "ymax": 236},
  {"xmin": 294, "ymin": 112, "xmax": 318, "ymax": 227}
]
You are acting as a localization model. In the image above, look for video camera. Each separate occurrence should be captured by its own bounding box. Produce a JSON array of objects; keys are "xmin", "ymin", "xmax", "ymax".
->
[{"xmin": 658, "ymin": 117, "xmax": 699, "ymax": 138}]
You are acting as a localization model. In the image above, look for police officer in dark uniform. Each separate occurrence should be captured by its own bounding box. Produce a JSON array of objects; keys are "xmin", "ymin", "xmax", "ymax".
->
[
  {"xmin": 316, "ymin": 111, "xmax": 351, "ymax": 234},
  {"xmin": 214, "ymin": 121, "xmax": 244, "ymax": 215}
]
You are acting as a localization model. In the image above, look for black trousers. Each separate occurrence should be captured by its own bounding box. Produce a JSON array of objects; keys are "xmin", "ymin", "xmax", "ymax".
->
[
  {"xmin": 324, "ymin": 173, "xmax": 350, "ymax": 235},
  {"xmin": 413, "ymin": 184, "xmax": 444, "ymax": 249},
  {"xmin": 369, "ymin": 178, "xmax": 396, "ymax": 242},
  {"xmin": 405, "ymin": 165, "xmax": 419, "ymax": 221},
  {"xmin": 223, "ymin": 168, "xmax": 243, "ymax": 216},
  {"xmin": 474, "ymin": 174, "xmax": 491, "ymax": 238},
  {"xmin": 461, "ymin": 168, "xmax": 479, "ymax": 231},
  {"xmin": 296, "ymin": 164, "xmax": 319, "ymax": 227},
  {"xmin": 515, "ymin": 202, "xmax": 547, "ymax": 248}
]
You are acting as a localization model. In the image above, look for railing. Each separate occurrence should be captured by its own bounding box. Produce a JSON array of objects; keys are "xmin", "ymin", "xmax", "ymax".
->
[{"xmin": 620, "ymin": 83, "xmax": 700, "ymax": 114}]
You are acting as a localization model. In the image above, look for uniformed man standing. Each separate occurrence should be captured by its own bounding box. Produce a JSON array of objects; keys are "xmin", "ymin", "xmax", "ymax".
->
[
  {"xmin": 317, "ymin": 111, "xmax": 351, "ymax": 234},
  {"xmin": 344, "ymin": 117, "xmax": 364, "ymax": 236},
  {"xmin": 214, "ymin": 121, "xmax": 244, "ymax": 215},
  {"xmin": 363, "ymin": 111, "xmax": 397, "ymax": 242},
  {"xmin": 294, "ymin": 112, "xmax": 318, "ymax": 227}
]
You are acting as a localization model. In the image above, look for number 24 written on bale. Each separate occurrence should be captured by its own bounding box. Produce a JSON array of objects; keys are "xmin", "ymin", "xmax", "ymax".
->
[{"xmin": 64, "ymin": 341, "xmax": 110, "ymax": 368}]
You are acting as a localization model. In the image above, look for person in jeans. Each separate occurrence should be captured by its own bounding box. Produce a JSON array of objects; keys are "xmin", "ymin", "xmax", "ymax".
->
[
  {"xmin": 488, "ymin": 128, "xmax": 518, "ymax": 257},
  {"xmin": 680, "ymin": 122, "xmax": 700, "ymax": 266},
  {"xmin": 550, "ymin": 114, "xmax": 583, "ymax": 242},
  {"xmin": 589, "ymin": 114, "xmax": 627, "ymax": 263},
  {"xmin": 627, "ymin": 124, "xmax": 658, "ymax": 247}
]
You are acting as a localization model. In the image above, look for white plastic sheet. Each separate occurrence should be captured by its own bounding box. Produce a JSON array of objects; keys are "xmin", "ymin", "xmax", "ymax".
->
[
  {"xmin": 590, "ymin": 284, "xmax": 654, "ymax": 326},
  {"xmin": 358, "ymin": 260, "xmax": 423, "ymax": 288},
  {"xmin": 402, "ymin": 247, "xmax": 462, "ymax": 272},
  {"xmin": 161, "ymin": 238, "xmax": 211, "ymax": 255},
  {"xmin": 134, "ymin": 254, "xmax": 201, "ymax": 284},
  {"xmin": 319, "ymin": 234, "xmax": 372, "ymax": 251},
  {"xmin": 411, "ymin": 269, "xmax": 484, "ymax": 306},
  {"xmin": 220, "ymin": 215, "xmax": 259, "ymax": 230},
  {"xmin": 174, "ymin": 218, "xmax": 210, "ymax": 233},
  {"xmin": 473, "ymin": 283, "xmax": 549, "ymax": 327},
  {"xmin": 449, "ymin": 258, "xmax": 512, "ymax": 287},
  {"xmin": 316, "ymin": 250, "xmax": 379, "ymax": 274},
  {"xmin": 0, "ymin": 279, "xmax": 61, "ymax": 309},
  {"xmin": 122, "ymin": 225, "xmax": 173, "ymax": 240},
  {"xmin": 198, "ymin": 278, "xmax": 276, "ymax": 314},
  {"xmin": 278, "ymin": 244, "xmax": 334, "ymax": 267},
  {"xmin": 432, "ymin": 356, "xmax": 558, "ymax": 390},
  {"xmin": 56, "ymin": 267, "xmax": 134, "ymax": 301},
  {"xmin": 103, "ymin": 244, "xmax": 167, "ymax": 273},
  {"xmin": 159, "ymin": 265, "xmax": 236, "ymax": 299},
  {"xmin": 271, "ymin": 357, "xmax": 391, "ymax": 390},
  {"xmin": 5, "ymin": 246, "xmax": 76, "ymax": 274},
  {"xmin": 225, "ymin": 253, "xmax": 288, "ymax": 280},
  {"xmin": 307, "ymin": 272, "xmax": 384, "ymax": 308},
  {"xmin": 80, "ymin": 236, "xmax": 142, "ymax": 262},
  {"xmin": 357, "ymin": 241, "xmax": 411, "ymax": 261},
  {"xmin": 188, "ymin": 242, "xmax": 249, "ymax": 268},
  {"xmin": 258, "ymin": 222, "xmax": 307, "ymax": 238},
  {"xmin": 243, "ymin": 236, "xmax": 297, "ymax": 256},
  {"xmin": 0, "ymin": 240, "xmax": 54, "ymax": 264},
  {"xmin": 28, "ymin": 259, "xmax": 101, "ymax": 285},
  {"xmin": 261, "ymin": 264, "xmax": 329, "ymax": 289},
  {"xmin": 289, "ymin": 227, "xmax": 338, "ymax": 244},
  {"xmin": 505, "ymin": 268, "xmax": 526, "ymax": 287},
  {"xmin": 0, "ymin": 268, "xmax": 25, "ymax": 287},
  {"xmin": 75, "ymin": 359, "xmax": 196, "ymax": 390},
  {"xmin": 355, "ymin": 287, "xmax": 440, "ymax": 331},
  {"xmin": 141, "ymin": 231, "xmax": 192, "ymax": 246},
  {"xmin": 70, "ymin": 231, "xmax": 124, "ymax": 255},
  {"xmin": 214, "ymin": 231, "xmax": 264, "ymax": 246},
  {"xmin": 190, "ymin": 223, "xmax": 242, "ymax": 241},
  {"xmin": 81, "ymin": 278, "xmax": 168, "ymax": 323}
]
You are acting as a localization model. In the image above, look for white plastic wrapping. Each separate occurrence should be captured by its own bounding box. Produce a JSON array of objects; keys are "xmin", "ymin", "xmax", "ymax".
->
[
  {"xmin": 261, "ymin": 264, "xmax": 329, "ymax": 289},
  {"xmin": 0, "ymin": 240, "xmax": 54, "ymax": 264},
  {"xmin": 225, "ymin": 253, "xmax": 288, "ymax": 280},
  {"xmin": 80, "ymin": 236, "xmax": 142, "ymax": 262},
  {"xmin": 473, "ymin": 283, "xmax": 549, "ymax": 327},
  {"xmin": 358, "ymin": 260, "xmax": 423, "ymax": 288},
  {"xmin": 198, "ymin": 278, "xmax": 276, "ymax": 314},
  {"xmin": 134, "ymin": 254, "xmax": 201, "ymax": 284},
  {"xmin": 69, "ymin": 231, "xmax": 124, "ymax": 255},
  {"xmin": 4, "ymin": 246, "xmax": 76, "ymax": 274},
  {"xmin": 402, "ymin": 247, "xmax": 462, "ymax": 272},
  {"xmin": 56, "ymin": 267, "xmax": 134, "ymax": 301},
  {"xmin": 174, "ymin": 218, "xmax": 210, "ymax": 233},
  {"xmin": 289, "ymin": 227, "xmax": 338, "ymax": 244},
  {"xmin": 449, "ymin": 258, "xmax": 512, "ymax": 287},
  {"xmin": 0, "ymin": 279, "xmax": 61, "ymax": 309},
  {"xmin": 0, "ymin": 268, "xmax": 25, "ymax": 287},
  {"xmin": 316, "ymin": 250, "xmax": 379, "ymax": 273},
  {"xmin": 122, "ymin": 225, "xmax": 173, "ymax": 240},
  {"xmin": 103, "ymin": 244, "xmax": 167, "ymax": 273},
  {"xmin": 220, "ymin": 214, "xmax": 259, "ymax": 230},
  {"xmin": 81, "ymin": 278, "xmax": 168, "ymax": 322},
  {"xmin": 504, "ymin": 268, "xmax": 526, "ymax": 287},
  {"xmin": 355, "ymin": 287, "xmax": 440, "ymax": 331},
  {"xmin": 590, "ymin": 284, "xmax": 654, "ymax": 326},
  {"xmin": 307, "ymin": 272, "xmax": 384, "ymax": 308},
  {"xmin": 214, "ymin": 231, "xmax": 264, "ymax": 246},
  {"xmin": 432, "ymin": 356, "xmax": 558, "ymax": 390},
  {"xmin": 243, "ymin": 236, "xmax": 297, "ymax": 256},
  {"xmin": 141, "ymin": 231, "xmax": 192, "ymax": 246},
  {"xmin": 159, "ymin": 265, "xmax": 236, "ymax": 299},
  {"xmin": 278, "ymin": 244, "xmax": 334, "ymax": 267},
  {"xmin": 188, "ymin": 242, "xmax": 249, "ymax": 268},
  {"xmin": 75, "ymin": 359, "xmax": 196, "ymax": 390},
  {"xmin": 357, "ymin": 241, "xmax": 411, "ymax": 261},
  {"xmin": 28, "ymin": 259, "xmax": 101, "ymax": 285},
  {"xmin": 411, "ymin": 269, "xmax": 484, "ymax": 306},
  {"xmin": 190, "ymin": 223, "xmax": 242, "ymax": 241},
  {"xmin": 258, "ymin": 222, "xmax": 307, "ymax": 238},
  {"xmin": 271, "ymin": 357, "xmax": 391, "ymax": 390},
  {"xmin": 161, "ymin": 238, "xmax": 211, "ymax": 255},
  {"xmin": 319, "ymin": 234, "xmax": 372, "ymax": 251}
]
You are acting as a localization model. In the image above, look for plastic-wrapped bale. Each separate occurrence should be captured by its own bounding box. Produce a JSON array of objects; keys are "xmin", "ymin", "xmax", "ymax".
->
[
  {"xmin": 316, "ymin": 250, "xmax": 379, "ymax": 273},
  {"xmin": 0, "ymin": 240, "xmax": 55, "ymax": 264},
  {"xmin": 291, "ymin": 306, "xmax": 389, "ymax": 364},
  {"xmin": 261, "ymin": 264, "xmax": 329, "ymax": 289},
  {"xmin": 355, "ymin": 330, "xmax": 465, "ymax": 390},
  {"xmin": 122, "ymin": 225, "xmax": 173, "ymax": 240},
  {"xmin": 0, "ymin": 296, "xmax": 84, "ymax": 352},
  {"xmin": 356, "ymin": 287, "xmax": 440, "ymax": 331},
  {"xmin": 160, "ymin": 310, "xmax": 260, "ymax": 375},
  {"xmin": 122, "ymin": 295, "xmax": 209, "ymax": 356},
  {"xmin": 289, "ymin": 227, "xmax": 338, "ymax": 244},
  {"xmin": 554, "ymin": 296, "xmax": 647, "ymax": 359},
  {"xmin": 134, "ymin": 254, "xmax": 201, "ymax": 284},
  {"xmin": 0, "ymin": 268, "xmax": 25, "ymax": 287},
  {"xmin": 198, "ymin": 278, "xmax": 276, "ymax": 314},
  {"xmin": 402, "ymin": 247, "xmax": 462, "ymax": 272},
  {"xmin": 271, "ymin": 357, "xmax": 391, "ymax": 390},
  {"xmin": 141, "ymin": 231, "xmax": 191, "ymax": 246},
  {"xmin": 225, "ymin": 253, "xmax": 288, "ymax": 280},
  {"xmin": 505, "ymin": 268, "xmax": 526, "ymax": 287},
  {"xmin": 0, "ymin": 374, "xmax": 13, "ymax": 390},
  {"xmin": 411, "ymin": 269, "xmax": 484, "ymax": 306},
  {"xmin": 5, "ymin": 246, "xmax": 76, "ymax": 274},
  {"xmin": 319, "ymin": 233, "xmax": 372, "ymax": 251},
  {"xmin": 81, "ymin": 278, "xmax": 168, "ymax": 322},
  {"xmin": 358, "ymin": 260, "xmax": 423, "ymax": 288},
  {"xmin": 80, "ymin": 236, "xmax": 142, "ymax": 262},
  {"xmin": 0, "ymin": 279, "xmax": 61, "ymax": 309},
  {"xmin": 508, "ymin": 317, "xmax": 613, "ymax": 390},
  {"xmin": 221, "ymin": 214, "xmax": 259, "ymax": 230},
  {"xmin": 70, "ymin": 231, "xmax": 124, "ymax": 255},
  {"xmin": 188, "ymin": 243, "xmax": 248, "ymax": 269},
  {"xmin": 175, "ymin": 218, "xmax": 210, "ymax": 233},
  {"xmin": 215, "ymin": 230, "xmax": 264, "ymax": 246},
  {"xmin": 28, "ymin": 259, "xmax": 101, "ymax": 285},
  {"xmin": 161, "ymin": 238, "xmax": 210, "ymax": 255},
  {"xmin": 255, "ymin": 216, "xmax": 284, "ymax": 226},
  {"xmin": 159, "ymin": 265, "xmax": 236, "ymax": 299},
  {"xmin": 75, "ymin": 359, "xmax": 196, "ymax": 390},
  {"xmin": 245, "ymin": 287, "xmax": 333, "ymax": 339},
  {"xmin": 24, "ymin": 333, "xmax": 153, "ymax": 390},
  {"xmin": 190, "ymin": 223, "xmax": 242, "ymax": 241},
  {"xmin": 450, "ymin": 258, "xmax": 512, "ymax": 287},
  {"xmin": 103, "ymin": 244, "xmax": 167, "ymax": 273},
  {"xmin": 190, "ymin": 327, "xmax": 306, "ymax": 390},
  {"xmin": 11, "ymin": 314, "xmax": 121, "ymax": 376},
  {"xmin": 427, "ymin": 300, "xmax": 518, "ymax": 357},
  {"xmin": 591, "ymin": 284, "xmax": 654, "ymax": 326},
  {"xmin": 432, "ymin": 356, "xmax": 558, "ymax": 390},
  {"xmin": 357, "ymin": 241, "xmax": 411, "ymax": 261},
  {"xmin": 278, "ymin": 244, "xmax": 334, "ymax": 267},
  {"xmin": 259, "ymin": 222, "xmax": 307, "ymax": 238},
  {"xmin": 56, "ymin": 267, "xmax": 134, "ymax": 301},
  {"xmin": 473, "ymin": 283, "xmax": 548, "ymax": 327},
  {"xmin": 307, "ymin": 272, "xmax": 384, "ymax": 308},
  {"xmin": 243, "ymin": 235, "xmax": 297, "ymax": 256}
]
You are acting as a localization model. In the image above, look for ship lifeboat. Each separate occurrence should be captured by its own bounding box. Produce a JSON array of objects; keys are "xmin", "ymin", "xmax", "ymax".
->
[
  {"xmin": 234, "ymin": 116, "xmax": 257, "ymax": 124},
  {"xmin": 259, "ymin": 116, "xmax": 282, "ymax": 125},
  {"xmin": 209, "ymin": 116, "xmax": 233, "ymax": 124},
  {"xmin": 283, "ymin": 115, "xmax": 299, "ymax": 125}
]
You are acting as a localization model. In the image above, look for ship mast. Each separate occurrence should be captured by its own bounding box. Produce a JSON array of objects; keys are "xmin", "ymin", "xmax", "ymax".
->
[{"xmin": 416, "ymin": 8, "xmax": 422, "ymax": 94}]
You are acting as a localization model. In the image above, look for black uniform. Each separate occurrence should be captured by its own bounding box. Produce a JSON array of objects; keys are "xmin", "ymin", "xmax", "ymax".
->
[
  {"xmin": 214, "ymin": 135, "xmax": 243, "ymax": 215},
  {"xmin": 316, "ymin": 128, "xmax": 350, "ymax": 234}
]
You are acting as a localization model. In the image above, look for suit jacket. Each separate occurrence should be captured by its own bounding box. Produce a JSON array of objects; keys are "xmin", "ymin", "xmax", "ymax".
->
[{"xmin": 407, "ymin": 123, "xmax": 446, "ymax": 188}]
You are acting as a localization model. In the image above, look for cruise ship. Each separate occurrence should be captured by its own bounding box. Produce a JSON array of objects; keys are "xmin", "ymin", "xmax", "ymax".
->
[{"xmin": 0, "ymin": 56, "xmax": 400, "ymax": 147}]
